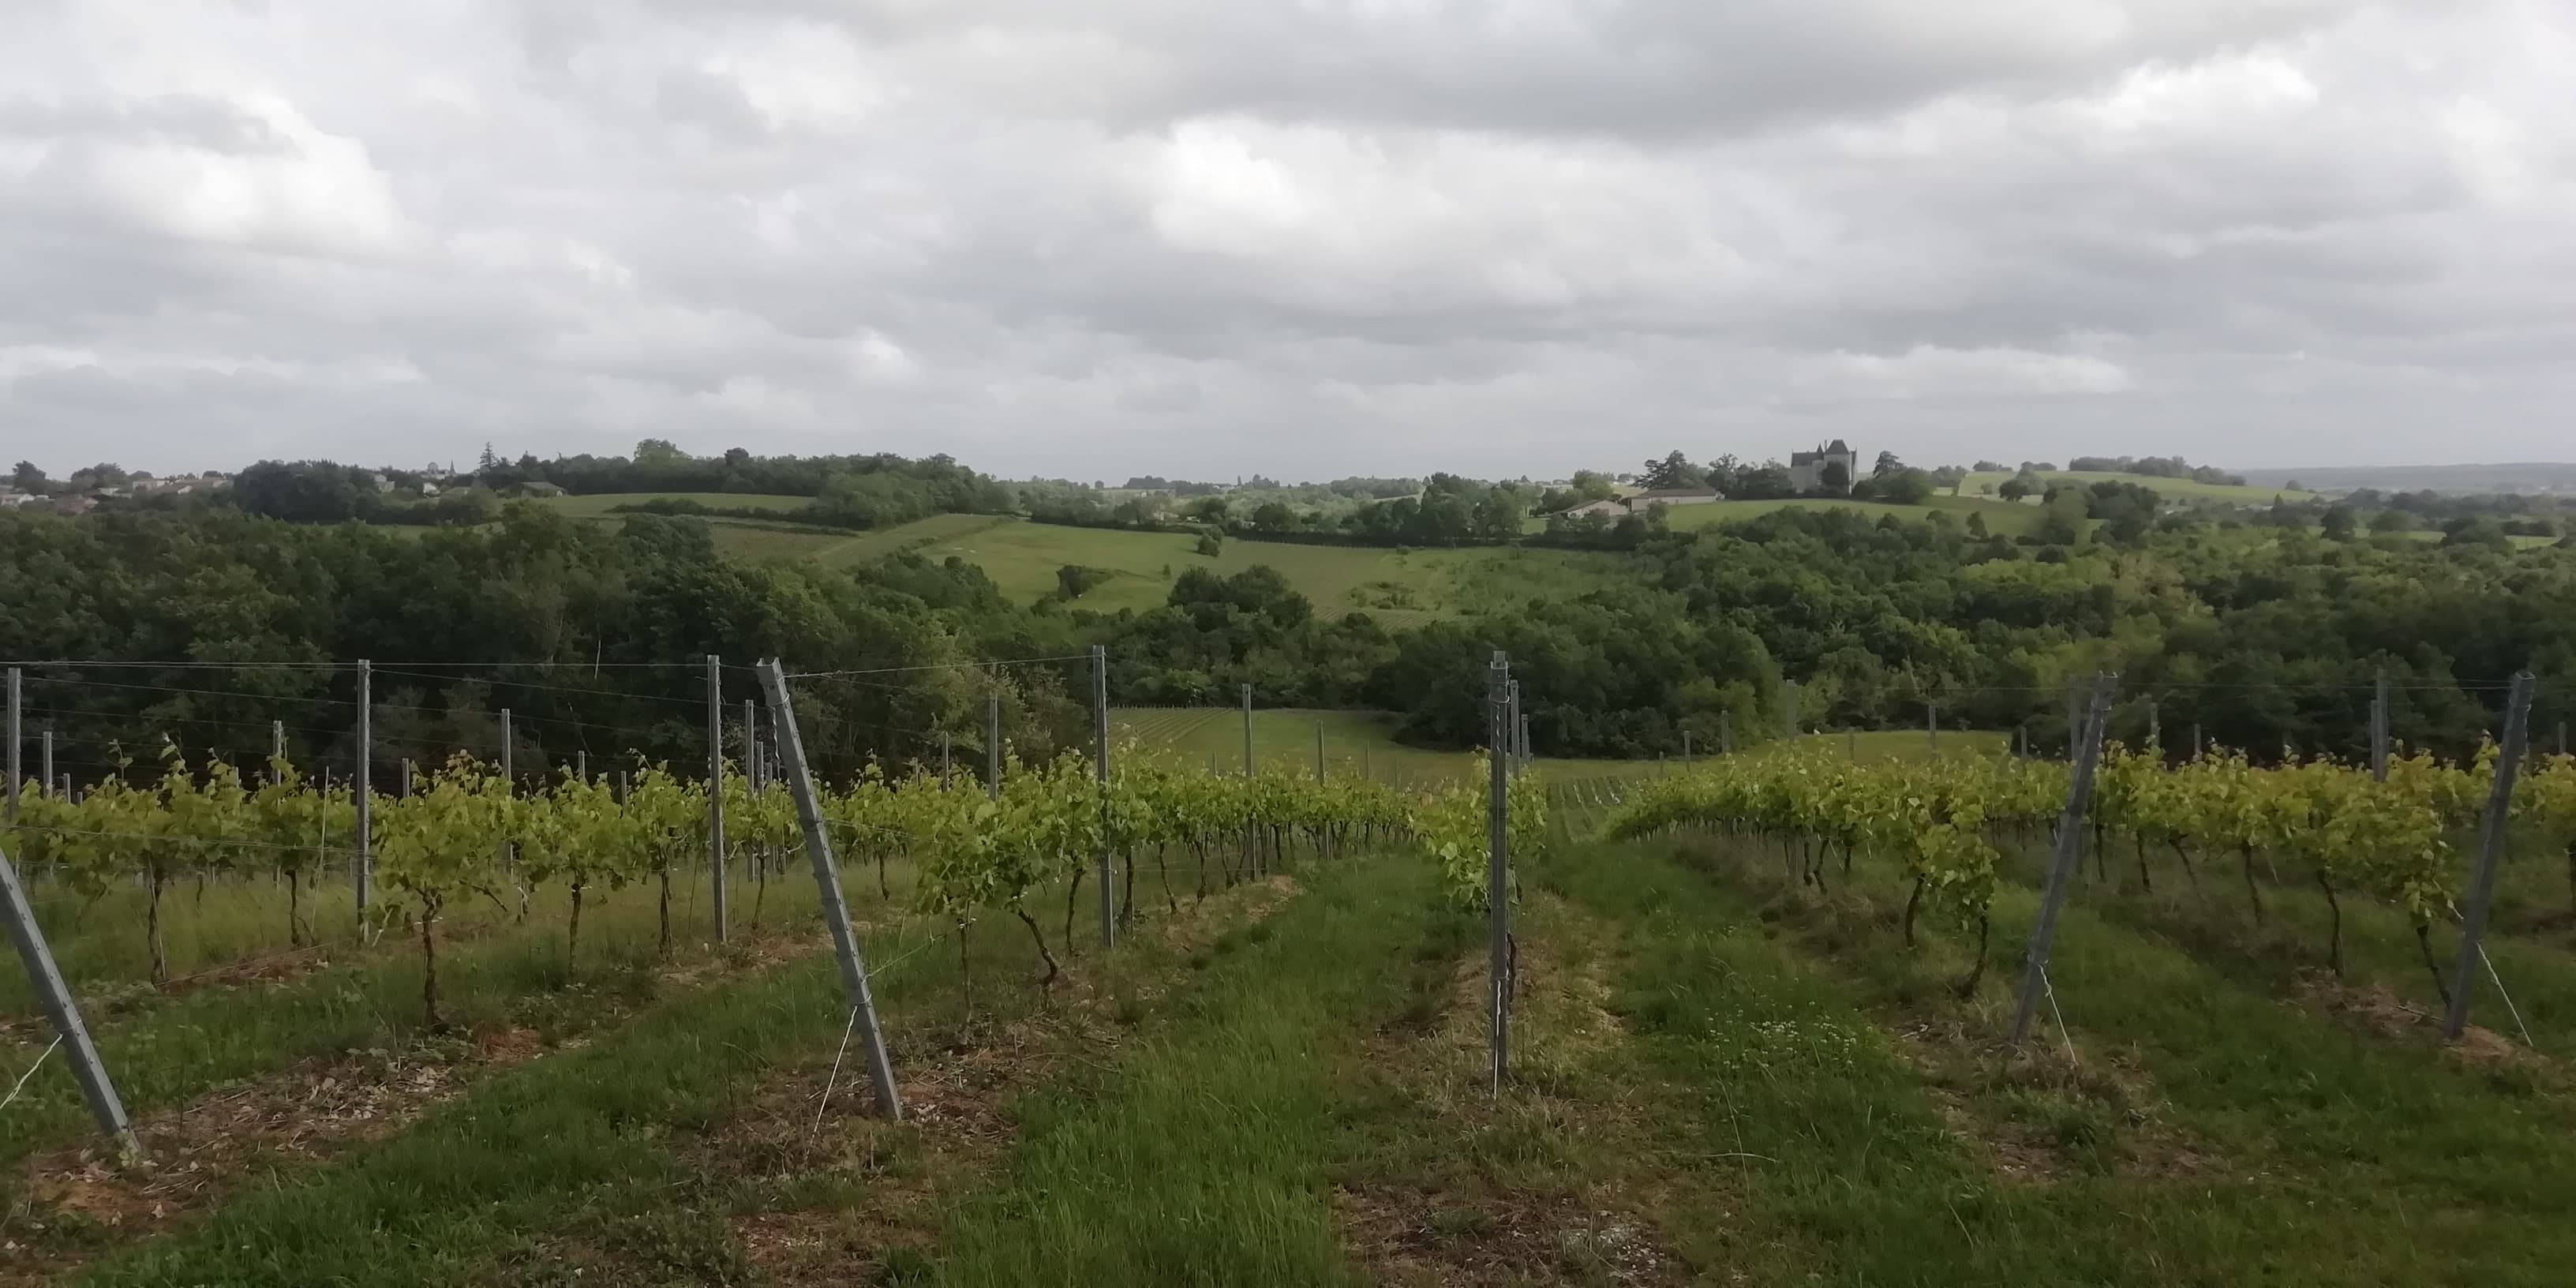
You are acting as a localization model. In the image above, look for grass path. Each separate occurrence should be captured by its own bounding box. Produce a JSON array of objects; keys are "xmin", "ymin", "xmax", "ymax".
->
[
  {"xmin": 925, "ymin": 859, "xmax": 1444, "ymax": 1286},
  {"xmin": 1619, "ymin": 833, "xmax": 2576, "ymax": 1283}
]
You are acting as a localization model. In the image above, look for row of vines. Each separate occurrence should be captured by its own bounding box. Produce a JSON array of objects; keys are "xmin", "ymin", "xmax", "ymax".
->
[
  {"xmin": 1605, "ymin": 744, "xmax": 2576, "ymax": 994},
  {"xmin": 3, "ymin": 739, "xmax": 1539, "ymax": 1029}
]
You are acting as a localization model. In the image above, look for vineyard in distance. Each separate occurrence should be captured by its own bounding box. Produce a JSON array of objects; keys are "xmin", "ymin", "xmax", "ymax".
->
[{"xmin": 6, "ymin": 674, "xmax": 2576, "ymax": 1284}]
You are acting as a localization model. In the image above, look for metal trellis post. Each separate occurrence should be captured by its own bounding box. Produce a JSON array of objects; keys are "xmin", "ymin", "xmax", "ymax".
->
[
  {"xmin": 0, "ymin": 844, "xmax": 140, "ymax": 1159},
  {"xmin": 356, "ymin": 659, "xmax": 373, "ymax": 921},
  {"xmin": 1487, "ymin": 650, "xmax": 1511, "ymax": 1090},
  {"xmin": 2443, "ymin": 673, "xmax": 2537, "ymax": 1042},
  {"xmin": 500, "ymin": 706, "xmax": 516, "ymax": 879},
  {"xmin": 986, "ymin": 693, "xmax": 1002, "ymax": 799},
  {"xmin": 4, "ymin": 666, "xmax": 17, "ymax": 821},
  {"xmin": 707, "ymin": 655, "xmax": 727, "ymax": 944},
  {"xmin": 756, "ymin": 661, "xmax": 903, "ymax": 1121},
  {"xmin": 2009, "ymin": 672, "xmax": 2118, "ymax": 1046},
  {"xmin": 2371, "ymin": 672, "xmax": 2391, "ymax": 782},
  {"xmin": 1093, "ymin": 645, "xmax": 1114, "ymax": 948},
  {"xmin": 1241, "ymin": 683, "xmax": 1256, "ymax": 877}
]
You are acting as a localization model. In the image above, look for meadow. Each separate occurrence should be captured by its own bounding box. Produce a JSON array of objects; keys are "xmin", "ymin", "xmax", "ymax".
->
[
  {"xmin": 532, "ymin": 491, "xmax": 1621, "ymax": 624},
  {"xmin": 1657, "ymin": 492, "xmax": 2047, "ymax": 536},
  {"xmin": 1958, "ymin": 470, "xmax": 2317, "ymax": 507}
]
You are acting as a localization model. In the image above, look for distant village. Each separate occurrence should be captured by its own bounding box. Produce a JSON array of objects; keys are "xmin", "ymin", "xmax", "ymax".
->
[{"xmin": 0, "ymin": 462, "xmax": 486, "ymax": 516}]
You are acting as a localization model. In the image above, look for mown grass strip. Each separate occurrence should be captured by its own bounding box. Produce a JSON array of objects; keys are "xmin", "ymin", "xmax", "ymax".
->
[
  {"xmin": 0, "ymin": 867, "xmax": 859, "ymax": 1168},
  {"xmin": 1623, "ymin": 834, "xmax": 2576, "ymax": 1283},
  {"xmin": 924, "ymin": 859, "xmax": 1443, "ymax": 1287},
  {"xmin": 74, "ymin": 907, "xmax": 956, "ymax": 1287}
]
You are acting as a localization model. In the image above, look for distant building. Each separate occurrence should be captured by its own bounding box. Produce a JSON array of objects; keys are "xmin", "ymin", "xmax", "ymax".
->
[
  {"xmin": 1789, "ymin": 440, "xmax": 1859, "ymax": 493},
  {"xmin": 1556, "ymin": 487, "xmax": 1725, "ymax": 520},
  {"xmin": 1629, "ymin": 487, "xmax": 1725, "ymax": 508},
  {"xmin": 519, "ymin": 481, "xmax": 565, "ymax": 498}
]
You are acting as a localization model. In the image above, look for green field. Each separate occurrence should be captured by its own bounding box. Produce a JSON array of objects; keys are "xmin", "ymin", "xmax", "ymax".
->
[
  {"xmin": 530, "ymin": 499, "xmax": 1617, "ymax": 623},
  {"xmin": 1659, "ymin": 494, "xmax": 2047, "ymax": 537},
  {"xmin": 535, "ymin": 491, "xmax": 814, "ymax": 519},
  {"xmin": 1959, "ymin": 470, "xmax": 2316, "ymax": 507},
  {"xmin": 858, "ymin": 518, "xmax": 1616, "ymax": 623}
]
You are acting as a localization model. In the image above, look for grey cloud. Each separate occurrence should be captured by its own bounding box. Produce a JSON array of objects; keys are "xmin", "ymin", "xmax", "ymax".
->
[{"xmin": 1, "ymin": 0, "xmax": 2570, "ymax": 479}]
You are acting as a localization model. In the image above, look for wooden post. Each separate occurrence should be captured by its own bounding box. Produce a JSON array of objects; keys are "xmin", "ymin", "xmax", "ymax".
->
[
  {"xmin": 2443, "ymin": 673, "xmax": 2537, "ymax": 1042},
  {"xmin": 1315, "ymin": 721, "xmax": 1325, "ymax": 781},
  {"xmin": 0, "ymin": 844, "xmax": 140, "ymax": 1159},
  {"xmin": 757, "ymin": 661, "xmax": 903, "ymax": 1121},
  {"xmin": 939, "ymin": 731, "xmax": 952, "ymax": 790},
  {"xmin": 2009, "ymin": 672, "xmax": 2118, "ymax": 1046},
  {"xmin": 1719, "ymin": 711, "xmax": 1733, "ymax": 756}
]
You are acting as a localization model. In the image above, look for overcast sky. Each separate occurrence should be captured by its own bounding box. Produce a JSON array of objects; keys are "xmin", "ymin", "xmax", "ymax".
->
[{"xmin": 3, "ymin": 1, "xmax": 2570, "ymax": 482}]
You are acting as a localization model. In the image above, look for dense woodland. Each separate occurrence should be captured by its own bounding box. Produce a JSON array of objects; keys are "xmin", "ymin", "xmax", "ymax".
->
[{"xmin": 8, "ymin": 467, "xmax": 2576, "ymax": 775}]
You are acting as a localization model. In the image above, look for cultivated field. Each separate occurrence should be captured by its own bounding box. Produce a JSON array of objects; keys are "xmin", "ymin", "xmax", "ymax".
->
[
  {"xmin": 12, "ymin": 732, "xmax": 2576, "ymax": 1283},
  {"xmin": 536, "ymin": 492, "xmax": 814, "ymax": 519},
  {"xmin": 1657, "ymin": 494, "xmax": 2047, "ymax": 537}
]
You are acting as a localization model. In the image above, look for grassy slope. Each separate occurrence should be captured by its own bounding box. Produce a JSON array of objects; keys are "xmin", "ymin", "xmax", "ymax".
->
[
  {"xmin": 878, "ymin": 517, "xmax": 1616, "ymax": 623},
  {"xmin": 536, "ymin": 492, "xmax": 813, "ymax": 519},
  {"xmin": 1661, "ymin": 493, "xmax": 2046, "ymax": 537}
]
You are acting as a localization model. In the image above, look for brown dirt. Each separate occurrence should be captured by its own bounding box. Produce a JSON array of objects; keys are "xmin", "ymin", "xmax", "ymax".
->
[
  {"xmin": 0, "ymin": 1025, "xmax": 550, "ymax": 1287},
  {"xmin": 1334, "ymin": 895, "xmax": 1690, "ymax": 1287},
  {"xmin": 2293, "ymin": 971, "xmax": 2547, "ymax": 1072},
  {"xmin": 1335, "ymin": 1181, "xmax": 1681, "ymax": 1288},
  {"xmin": 0, "ymin": 917, "xmax": 837, "ymax": 1286},
  {"xmin": 1885, "ymin": 1006, "xmax": 2218, "ymax": 1186}
]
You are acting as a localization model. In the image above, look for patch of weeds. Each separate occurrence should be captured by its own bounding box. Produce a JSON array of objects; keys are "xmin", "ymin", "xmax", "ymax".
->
[{"xmin": 874, "ymin": 1246, "xmax": 935, "ymax": 1286}]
